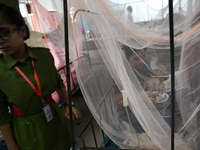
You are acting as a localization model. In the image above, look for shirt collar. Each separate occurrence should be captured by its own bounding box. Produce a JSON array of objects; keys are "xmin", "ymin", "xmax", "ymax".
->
[{"xmin": 4, "ymin": 45, "xmax": 38, "ymax": 70}]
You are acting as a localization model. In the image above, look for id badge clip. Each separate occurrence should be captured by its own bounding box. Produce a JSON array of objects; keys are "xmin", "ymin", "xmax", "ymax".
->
[{"xmin": 42, "ymin": 99, "xmax": 53, "ymax": 122}]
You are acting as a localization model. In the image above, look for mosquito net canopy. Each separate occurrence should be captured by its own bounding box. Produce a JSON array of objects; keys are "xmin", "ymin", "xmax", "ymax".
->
[{"xmin": 20, "ymin": 0, "xmax": 200, "ymax": 149}]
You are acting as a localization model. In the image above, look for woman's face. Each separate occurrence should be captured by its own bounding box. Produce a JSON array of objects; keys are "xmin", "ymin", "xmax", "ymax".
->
[
  {"xmin": 129, "ymin": 49, "xmax": 146, "ymax": 70},
  {"xmin": 0, "ymin": 18, "xmax": 26, "ymax": 56}
]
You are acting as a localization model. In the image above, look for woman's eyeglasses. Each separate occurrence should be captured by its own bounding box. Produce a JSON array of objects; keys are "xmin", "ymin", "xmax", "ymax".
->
[{"xmin": 0, "ymin": 27, "xmax": 21, "ymax": 41}]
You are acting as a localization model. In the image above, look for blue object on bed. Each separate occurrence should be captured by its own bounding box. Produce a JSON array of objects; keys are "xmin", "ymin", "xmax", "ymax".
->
[
  {"xmin": 101, "ymin": 135, "xmax": 119, "ymax": 149},
  {"xmin": 0, "ymin": 140, "xmax": 8, "ymax": 150}
]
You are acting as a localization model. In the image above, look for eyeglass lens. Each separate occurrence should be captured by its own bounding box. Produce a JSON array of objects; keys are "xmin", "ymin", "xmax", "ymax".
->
[{"xmin": 0, "ymin": 27, "xmax": 20, "ymax": 41}]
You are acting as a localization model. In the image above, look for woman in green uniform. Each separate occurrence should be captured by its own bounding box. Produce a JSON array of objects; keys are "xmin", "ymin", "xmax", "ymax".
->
[{"xmin": 0, "ymin": 3, "xmax": 81, "ymax": 150}]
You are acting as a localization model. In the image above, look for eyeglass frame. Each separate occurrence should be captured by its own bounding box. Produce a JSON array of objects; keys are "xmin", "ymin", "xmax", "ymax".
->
[{"xmin": 0, "ymin": 26, "xmax": 21, "ymax": 41}]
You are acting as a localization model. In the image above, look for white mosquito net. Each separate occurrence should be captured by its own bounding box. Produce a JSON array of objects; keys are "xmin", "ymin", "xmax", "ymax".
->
[{"xmin": 20, "ymin": 0, "xmax": 200, "ymax": 149}]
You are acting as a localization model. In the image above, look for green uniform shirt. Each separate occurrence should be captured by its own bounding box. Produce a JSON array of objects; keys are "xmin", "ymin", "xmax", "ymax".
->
[{"xmin": 0, "ymin": 46, "xmax": 71, "ymax": 150}]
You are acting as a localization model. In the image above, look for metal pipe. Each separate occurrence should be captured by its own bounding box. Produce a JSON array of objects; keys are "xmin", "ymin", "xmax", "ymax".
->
[
  {"xmin": 57, "ymin": 55, "xmax": 85, "ymax": 72},
  {"xmin": 74, "ymin": 117, "xmax": 94, "ymax": 145},
  {"xmin": 63, "ymin": 0, "xmax": 75, "ymax": 149},
  {"xmin": 99, "ymin": 83, "xmax": 114, "ymax": 107},
  {"xmin": 81, "ymin": 137, "xmax": 86, "ymax": 147},
  {"xmin": 91, "ymin": 121, "xmax": 98, "ymax": 147},
  {"xmin": 168, "ymin": 0, "xmax": 175, "ymax": 149}
]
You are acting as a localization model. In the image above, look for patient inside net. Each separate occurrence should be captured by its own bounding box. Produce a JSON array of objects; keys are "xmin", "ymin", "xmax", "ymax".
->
[
  {"xmin": 114, "ymin": 44, "xmax": 181, "ymax": 133},
  {"xmin": 27, "ymin": 0, "xmax": 200, "ymax": 149}
]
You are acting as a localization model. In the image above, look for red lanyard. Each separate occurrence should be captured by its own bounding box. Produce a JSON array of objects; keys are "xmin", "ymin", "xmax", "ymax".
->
[{"xmin": 14, "ymin": 58, "xmax": 44, "ymax": 102}]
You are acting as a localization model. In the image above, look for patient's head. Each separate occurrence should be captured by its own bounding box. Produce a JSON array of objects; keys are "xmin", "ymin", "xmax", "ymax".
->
[
  {"xmin": 127, "ymin": 6, "xmax": 133, "ymax": 13},
  {"xmin": 122, "ymin": 44, "xmax": 146, "ymax": 70}
]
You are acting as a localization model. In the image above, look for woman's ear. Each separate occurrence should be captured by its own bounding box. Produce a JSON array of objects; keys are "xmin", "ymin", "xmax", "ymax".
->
[{"xmin": 20, "ymin": 25, "xmax": 27, "ymax": 38}]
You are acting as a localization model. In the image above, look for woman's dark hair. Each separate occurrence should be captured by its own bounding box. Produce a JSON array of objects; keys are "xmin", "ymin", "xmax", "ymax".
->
[
  {"xmin": 122, "ymin": 44, "xmax": 147, "ymax": 60},
  {"xmin": 0, "ymin": 3, "xmax": 30, "ymax": 40}
]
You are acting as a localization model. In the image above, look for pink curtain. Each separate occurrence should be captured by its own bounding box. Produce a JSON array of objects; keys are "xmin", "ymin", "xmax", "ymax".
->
[{"xmin": 28, "ymin": 0, "xmax": 79, "ymax": 103}]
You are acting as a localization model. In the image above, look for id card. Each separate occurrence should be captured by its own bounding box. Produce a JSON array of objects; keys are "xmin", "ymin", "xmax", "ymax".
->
[{"xmin": 43, "ymin": 104, "xmax": 53, "ymax": 122}]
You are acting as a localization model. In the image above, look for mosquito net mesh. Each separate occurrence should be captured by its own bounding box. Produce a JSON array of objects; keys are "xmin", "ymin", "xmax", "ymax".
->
[{"xmin": 20, "ymin": 0, "xmax": 200, "ymax": 149}]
